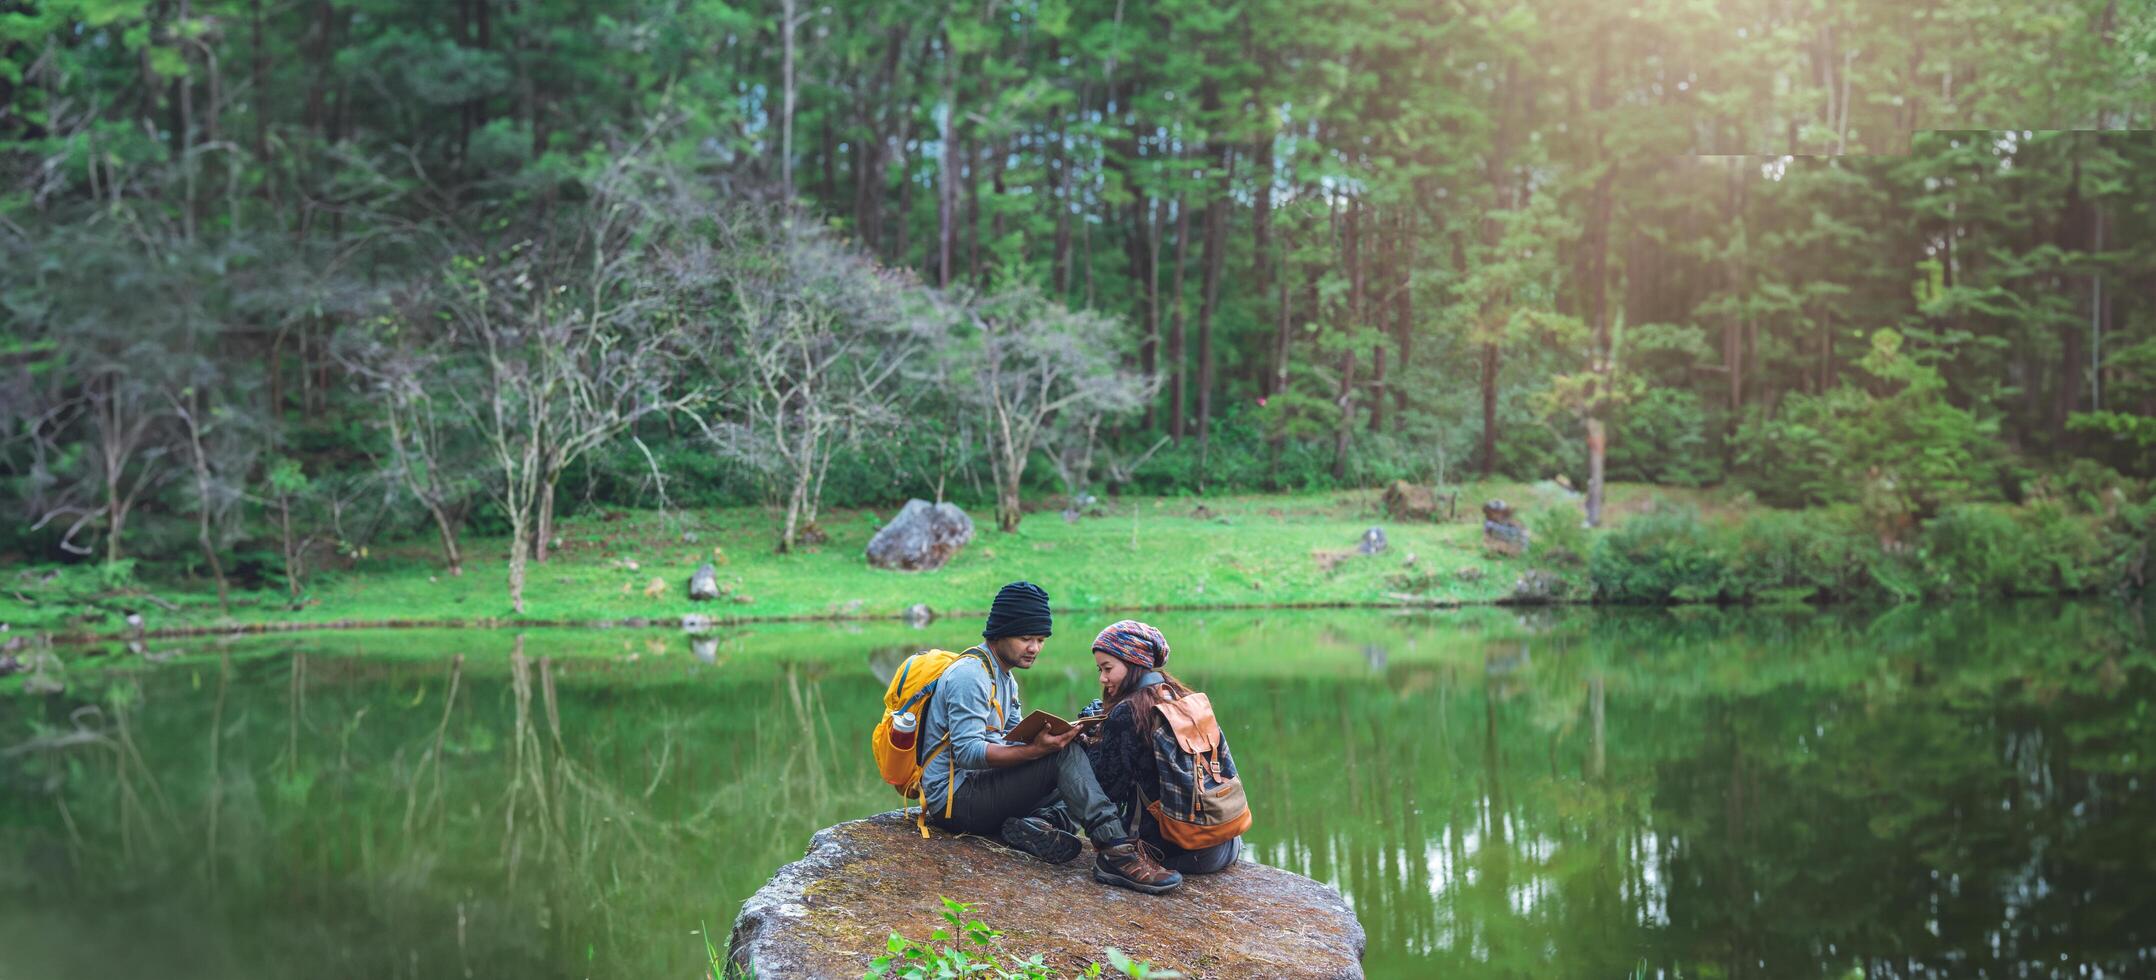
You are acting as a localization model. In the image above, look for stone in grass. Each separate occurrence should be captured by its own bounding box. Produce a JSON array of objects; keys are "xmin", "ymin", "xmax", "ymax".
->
[
  {"xmin": 689, "ymin": 563, "xmax": 722, "ymax": 602},
  {"xmin": 866, "ymin": 499, "xmax": 975, "ymax": 572},
  {"xmin": 728, "ymin": 810, "xmax": 1365, "ymax": 980},
  {"xmin": 1456, "ymin": 566, "xmax": 1487, "ymax": 584},
  {"xmin": 643, "ymin": 577, "xmax": 668, "ymax": 599},
  {"xmin": 1357, "ymin": 526, "xmax": 1388, "ymax": 556}
]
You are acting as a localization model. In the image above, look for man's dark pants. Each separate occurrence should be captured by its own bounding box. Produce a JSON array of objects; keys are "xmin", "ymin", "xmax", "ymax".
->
[{"xmin": 934, "ymin": 744, "xmax": 1127, "ymax": 841}]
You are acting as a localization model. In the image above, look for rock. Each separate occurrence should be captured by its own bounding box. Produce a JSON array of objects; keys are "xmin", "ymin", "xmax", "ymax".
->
[
  {"xmin": 682, "ymin": 613, "xmax": 715, "ymax": 633},
  {"xmin": 1507, "ymin": 569, "xmax": 1568, "ymax": 604},
  {"xmin": 1357, "ymin": 526, "xmax": 1388, "ymax": 556},
  {"xmin": 689, "ymin": 563, "xmax": 722, "ymax": 601},
  {"xmin": 798, "ymin": 523, "xmax": 829, "ymax": 547},
  {"xmin": 865, "ymin": 500, "xmax": 975, "ymax": 572},
  {"xmin": 1061, "ymin": 508, "xmax": 1081, "ymax": 524},
  {"xmin": 625, "ymin": 559, "xmax": 641, "ymax": 572},
  {"xmin": 731, "ymin": 594, "xmax": 755, "ymax": 605},
  {"xmin": 1381, "ymin": 480, "xmax": 1439, "ymax": 521},
  {"xmin": 728, "ymin": 811, "xmax": 1365, "ymax": 980},
  {"xmin": 643, "ymin": 577, "xmax": 667, "ymax": 599},
  {"xmin": 682, "ymin": 530, "xmax": 700, "ymax": 545},
  {"xmin": 125, "ymin": 613, "xmax": 145, "ymax": 632},
  {"xmin": 1456, "ymin": 566, "xmax": 1486, "ymax": 584},
  {"xmin": 902, "ymin": 603, "xmax": 935, "ymax": 628},
  {"xmin": 1482, "ymin": 498, "xmax": 1530, "ymax": 557}
]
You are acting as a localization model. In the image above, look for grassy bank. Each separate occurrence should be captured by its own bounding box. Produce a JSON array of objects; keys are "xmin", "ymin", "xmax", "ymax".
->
[{"xmin": 4, "ymin": 482, "xmax": 2147, "ymax": 640}]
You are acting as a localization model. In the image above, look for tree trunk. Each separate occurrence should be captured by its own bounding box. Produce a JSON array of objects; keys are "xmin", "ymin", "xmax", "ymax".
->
[
  {"xmin": 1196, "ymin": 151, "xmax": 1229, "ymax": 482},
  {"xmin": 506, "ymin": 517, "xmax": 530, "ymax": 614},
  {"xmin": 1393, "ymin": 220, "xmax": 1416, "ymax": 431},
  {"xmin": 937, "ymin": 34, "xmax": 957, "ymax": 287},
  {"xmin": 279, "ymin": 495, "xmax": 300, "ymax": 599},
  {"xmin": 534, "ymin": 477, "xmax": 556, "ymax": 562},
  {"xmin": 431, "ymin": 504, "xmax": 465, "ymax": 576},
  {"xmin": 780, "ymin": 0, "xmax": 797, "ymax": 200},
  {"xmin": 1167, "ymin": 189, "xmax": 1191, "ymax": 441},
  {"xmin": 1479, "ymin": 343, "xmax": 1500, "ymax": 476},
  {"xmin": 1368, "ymin": 216, "xmax": 1390, "ymax": 433}
]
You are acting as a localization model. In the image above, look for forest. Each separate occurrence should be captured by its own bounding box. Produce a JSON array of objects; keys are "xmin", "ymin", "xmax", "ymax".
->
[{"xmin": 3, "ymin": 0, "xmax": 2154, "ymax": 608}]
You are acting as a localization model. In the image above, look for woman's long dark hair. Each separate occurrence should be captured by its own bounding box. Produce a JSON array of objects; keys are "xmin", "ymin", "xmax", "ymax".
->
[{"xmin": 1107, "ymin": 666, "xmax": 1189, "ymax": 738}]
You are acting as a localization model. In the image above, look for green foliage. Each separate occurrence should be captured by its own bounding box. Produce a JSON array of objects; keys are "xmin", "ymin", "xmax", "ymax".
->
[
  {"xmin": 1588, "ymin": 504, "xmax": 1730, "ymax": 603},
  {"xmin": 1526, "ymin": 503, "xmax": 1591, "ymax": 567},
  {"xmin": 1606, "ymin": 388, "xmax": 1718, "ymax": 487},
  {"xmin": 1733, "ymin": 330, "xmax": 2003, "ymax": 515},
  {"xmin": 865, "ymin": 898, "xmax": 1179, "ymax": 980}
]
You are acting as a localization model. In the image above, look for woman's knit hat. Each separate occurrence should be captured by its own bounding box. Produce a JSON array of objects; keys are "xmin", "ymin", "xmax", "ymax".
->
[
  {"xmin": 982, "ymin": 581, "xmax": 1053, "ymax": 639},
  {"xmin": 1091, "ymin": 619, "xmax": 1170, "ymax": 670}
]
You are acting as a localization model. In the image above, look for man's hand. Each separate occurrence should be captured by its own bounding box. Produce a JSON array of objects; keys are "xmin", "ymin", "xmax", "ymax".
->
[
  {"xmin": 1030, "ymin": 723, "xmax": 1083, "ymax": 757},
  {"xmin": 982, "ymin": 720, "xmax": 1087, "ymax": 767}
]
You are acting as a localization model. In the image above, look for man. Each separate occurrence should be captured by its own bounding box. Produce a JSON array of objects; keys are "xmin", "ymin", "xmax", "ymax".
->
[{"xmin": 916, "ymin": 580, "xmax": 1183, "ymax": 894}]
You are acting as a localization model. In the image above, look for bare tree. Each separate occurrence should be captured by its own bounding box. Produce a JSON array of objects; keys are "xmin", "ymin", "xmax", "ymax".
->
[
  {"xmin": 434, "ymin": 156, "xmax": 705, "ymax": 613},
  {"xmin": 959, "ymin": 286, "xmax": 1153, "ymax": 533},
  {"xmin": 702, "ymin": 211, "xmax": 939, "ymax": 551},
  {"xmin": 335, "ymin": 312, "xmax": 487, "ymax": 576}
]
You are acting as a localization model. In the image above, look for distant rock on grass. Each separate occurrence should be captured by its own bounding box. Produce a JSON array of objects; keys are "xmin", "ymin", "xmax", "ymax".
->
[
  {"xmin": 689, "ymin": 563, "xmax": 721, "ymax": 601},
  {"xmin": 866, "ymin": 500, "xmax": 974, "ymax": 572},
  {"xmin": 727, "ymin": 810, "xmax": 1365, "ymax": 979}
]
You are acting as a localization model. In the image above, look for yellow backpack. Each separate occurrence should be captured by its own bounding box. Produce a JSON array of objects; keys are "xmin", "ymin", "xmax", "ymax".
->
[{"xmin": 870, "ymin": 646, "xmax": 1003, "ymax": 836}]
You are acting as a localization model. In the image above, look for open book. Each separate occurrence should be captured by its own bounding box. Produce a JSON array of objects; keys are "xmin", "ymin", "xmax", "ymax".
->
[{"xmin": 1003, "ymin": 710, "xmax": 1099, "ymax": 744}]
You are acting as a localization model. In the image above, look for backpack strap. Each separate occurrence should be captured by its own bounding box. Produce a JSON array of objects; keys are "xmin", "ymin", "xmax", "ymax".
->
[{"xmin": 917, "ymin": 647, "xmax": 1003, "ymax": 836}]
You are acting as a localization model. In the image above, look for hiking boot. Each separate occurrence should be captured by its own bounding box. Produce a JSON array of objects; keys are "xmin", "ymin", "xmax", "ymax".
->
[
  {"xmin": 1000, "ymin": 816, "xmax": 1083, "ymax": 865},
  {"xmin": 1092, "ymin": 837, "xmax": 1183, "ymax": 894}
]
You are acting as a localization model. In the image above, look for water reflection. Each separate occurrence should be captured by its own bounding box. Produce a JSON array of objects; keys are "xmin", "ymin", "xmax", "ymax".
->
[{"xmin": 1, "ymin": 603, "xmax": 2151, "ymax": 979}]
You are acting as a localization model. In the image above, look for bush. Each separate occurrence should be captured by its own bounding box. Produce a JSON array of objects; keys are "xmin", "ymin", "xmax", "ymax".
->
[
  {"xmin": 1721, "ymin": 509, "xmax": 1882, "ymax": 602},
  {"xmin": 1731, "ymin": 329, "xmax": 2003, "ymax": 514},
  {"xmin": 1526, "ymin": 503, "xmax": 1590, "ymax": 567},
  {"xmin": 1588, "ymin": 503, "xmax": 1730, "ymax": 602},
  {"xmin": 1917, "ymin": 502, "xmax": 2104, "ymax": 598}
]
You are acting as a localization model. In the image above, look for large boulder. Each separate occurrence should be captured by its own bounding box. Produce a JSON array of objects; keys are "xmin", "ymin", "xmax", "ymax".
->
[
  {"xmin": 728, "ymin": 811, "xmax": 1364, "ymax": 979},
  {"xmin": 866, "ymin": 500, "xmax": 975, "ymax": 572}
]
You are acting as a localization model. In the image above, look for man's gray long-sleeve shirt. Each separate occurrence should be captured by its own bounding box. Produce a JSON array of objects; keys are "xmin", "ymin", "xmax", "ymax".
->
[{"xmin": 916, "ymin": 647, "xmax": 1022, "ymax": 814}]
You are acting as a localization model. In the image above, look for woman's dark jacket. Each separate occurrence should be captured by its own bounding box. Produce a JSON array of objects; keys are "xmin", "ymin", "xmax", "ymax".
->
[{"xmin": 1082, "ymin": 699, "xmax": 1156, "ymax": 831}]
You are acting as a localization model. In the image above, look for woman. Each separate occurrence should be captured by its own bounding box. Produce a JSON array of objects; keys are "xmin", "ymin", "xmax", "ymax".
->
[{"xmin": 1078, "ymin": 619, "xmax": 1243, "ymax": 875}]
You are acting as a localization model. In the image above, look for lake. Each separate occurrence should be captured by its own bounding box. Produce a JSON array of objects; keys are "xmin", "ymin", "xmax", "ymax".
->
[{"xmin": 3, "ymin": 602, "xmax": 2152, "ymax": 979}]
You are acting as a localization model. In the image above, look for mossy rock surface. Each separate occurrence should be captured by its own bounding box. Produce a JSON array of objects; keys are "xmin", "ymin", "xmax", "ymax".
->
[{"xmin": 727, "ymin": 810, "xmax": 1364, "ymax": 979}]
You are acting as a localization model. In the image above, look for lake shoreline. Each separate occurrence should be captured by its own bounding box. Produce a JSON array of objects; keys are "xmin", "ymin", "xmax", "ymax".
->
[{"xmin": 9, "ymin": 486, "xmax": 2146, "ymax": 644}]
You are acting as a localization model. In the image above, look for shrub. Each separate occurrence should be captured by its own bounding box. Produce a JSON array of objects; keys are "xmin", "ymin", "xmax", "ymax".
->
[
  {"xmin": 1588, "ymin": 503, "xmax": 1729, "ymax": 602},
  {"xmin": 1917, "ymin": 505, "xmax": 2027, "ymax": 597},
  {"xmin": 1526, "ymin": 503, "xmax": 1590, "ymax": 567},
  {"xmin": 1722, "ymin": 508, "xmax": 1880, "ymax": 602},
  {"xmin": 1731, "ymin": 329, "xmax": 2003, "ymax": 514}
]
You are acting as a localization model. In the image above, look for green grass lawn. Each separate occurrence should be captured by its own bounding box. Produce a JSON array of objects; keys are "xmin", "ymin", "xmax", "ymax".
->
[{"xmin": 3, "ymin": 481, "xmax": 1734, "ymax": 638}]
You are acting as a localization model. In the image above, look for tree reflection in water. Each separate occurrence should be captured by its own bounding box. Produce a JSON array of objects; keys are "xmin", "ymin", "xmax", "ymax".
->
[{"xmin": 1, "ymin": 602, "xmax": 2150, "ymax": 978}]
